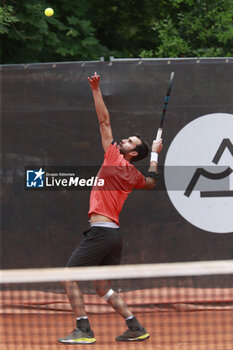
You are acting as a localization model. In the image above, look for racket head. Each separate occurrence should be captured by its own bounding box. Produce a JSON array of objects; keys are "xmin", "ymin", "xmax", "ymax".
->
[{"xmin": 156, "ymin": 72, "xmax": 175, "ymax": 137}]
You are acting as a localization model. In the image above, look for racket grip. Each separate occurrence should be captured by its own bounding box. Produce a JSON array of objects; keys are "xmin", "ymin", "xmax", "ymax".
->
[{"xmin": 155, "ymin": 128, "xmax": 163, "ymax": 142}]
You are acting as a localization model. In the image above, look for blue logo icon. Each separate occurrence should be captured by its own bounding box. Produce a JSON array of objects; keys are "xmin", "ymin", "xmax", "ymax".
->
[{"xmin": 26, "ymin": 168, "xmax": 45, "ymax": 188}]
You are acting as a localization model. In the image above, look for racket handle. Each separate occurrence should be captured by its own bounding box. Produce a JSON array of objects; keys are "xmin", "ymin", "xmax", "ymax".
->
[{"xmin": 155, "ymin": 128, "xmax": 163, "ymax": 142}]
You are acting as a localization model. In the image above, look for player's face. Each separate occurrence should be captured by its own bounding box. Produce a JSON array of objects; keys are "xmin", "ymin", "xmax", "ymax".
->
[{"xmin": 118, "ymin": 136, "xmax": 141, "ymax": 154}]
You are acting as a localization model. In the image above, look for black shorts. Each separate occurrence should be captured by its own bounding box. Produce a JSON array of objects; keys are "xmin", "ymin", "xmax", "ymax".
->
[{"xmin": 66, "ymin": 226, "xmax": 123, "ymax": 267}]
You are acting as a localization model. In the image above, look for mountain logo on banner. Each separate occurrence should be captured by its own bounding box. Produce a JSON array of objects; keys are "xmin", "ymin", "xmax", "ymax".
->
[
  {"xmin": 164, "ymin": 113, "xmax": 233, "ymax": 234},
  {"xmin": 184, "ymin": 139, "xmax": 233, "ymax": 198}
]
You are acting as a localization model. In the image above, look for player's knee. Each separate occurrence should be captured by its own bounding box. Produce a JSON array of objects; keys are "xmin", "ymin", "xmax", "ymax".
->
[
  {"xmin": 61, "ymin": 280, "xmax": 77, "ymax": 290},
  {"xmin": 94, "ymin": 281, "xmax": 110, "ymax": 297},
  {"xmin": 95, "ymin": 284, "xmax": 115, "ymax": 300},
  {"xmin": 102, "ymin": 288, "xmax": 115, "ymax": 301},
  {"xmin": 94, "ymin": 285, "xmax": 106, "ymax": 297}
]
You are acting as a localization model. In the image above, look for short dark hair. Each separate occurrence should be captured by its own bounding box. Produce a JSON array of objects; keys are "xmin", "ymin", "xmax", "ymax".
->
[{"xmin": 131, "ymin": 133, "xmax": 150, "ymax": 162}]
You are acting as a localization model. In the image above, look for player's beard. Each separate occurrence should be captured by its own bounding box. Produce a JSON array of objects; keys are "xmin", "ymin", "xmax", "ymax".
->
[
  {"xmin": 118, "ymin": 142, "xmax": 128, "ymax": 155},
  {"xmin": 119, "ymin": 146, "xmax": 136, "ymax": 156},
  {"xmin": 118, "ymin": 141, "xmax": 137, "ymax": 156},
  {"xmin": 119, "ymin": 147, "xmax": 128, "ymax": 155}
]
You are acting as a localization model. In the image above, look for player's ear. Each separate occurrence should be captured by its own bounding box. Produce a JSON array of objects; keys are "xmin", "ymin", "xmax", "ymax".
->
[{"xmin": 129, "ymin": 151, "xmax": 138, "ymax": 157}]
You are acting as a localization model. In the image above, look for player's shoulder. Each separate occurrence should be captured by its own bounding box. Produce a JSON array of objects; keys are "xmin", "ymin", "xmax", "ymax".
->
[
  {"xmin": 104, "ymin": 140, "xmax": 125, "ymax": 165},
  {"xmin": 105, "ymin": 140, "xmax": 118, "ymax": 154}
]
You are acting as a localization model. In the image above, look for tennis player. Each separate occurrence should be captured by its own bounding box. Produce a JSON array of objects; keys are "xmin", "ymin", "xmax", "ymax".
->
[{"xmin": 58, "ymin": 72, "xmax": 162, "ymax": 344}]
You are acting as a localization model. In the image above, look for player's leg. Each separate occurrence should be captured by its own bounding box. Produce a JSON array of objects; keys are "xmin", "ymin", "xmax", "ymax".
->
[
  {"xmin": 62, "ymin": 281, "xmax": 86, "ymax": 317},
  {"xmin": 96, "ymin": 238, "xmax": 150, "ymax": 342},
  {"xmin": 58, "ymin": 226, "xmax": 121, "ymax": 344},
  {"xmin": 94, "ymin": 279, "xmax": 132, "ymax": 318},
  {"xmin": 94, "ymin": 280, "xmax": 149, "ymax": 341},
  {"xmin": 58, "ymin": 228, "xmax": 102, "ymax": 345},
  {"xmin": 58, "ymin": 280, "xmax": 96, "ymax": 344}
]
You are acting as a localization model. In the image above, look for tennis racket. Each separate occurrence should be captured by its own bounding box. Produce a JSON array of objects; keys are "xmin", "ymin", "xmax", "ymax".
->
[{"xmin": 155, "ymin": 72, "xmax": 175, "ymax": 141}]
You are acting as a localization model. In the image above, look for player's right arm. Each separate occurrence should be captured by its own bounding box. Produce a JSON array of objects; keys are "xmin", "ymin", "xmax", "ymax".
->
[{"xmin": 88, "ymin": 72, "xmax": 113, "ymax": 152}]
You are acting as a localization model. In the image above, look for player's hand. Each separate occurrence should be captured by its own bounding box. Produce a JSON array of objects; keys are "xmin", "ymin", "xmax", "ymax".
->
[
  {"xmin": 88, "ymin": 72, "xmax": 100, "ymax": 90},
  {"xmin": 152, "ymin": 138, "xmax": 163, "ymax": 153}
]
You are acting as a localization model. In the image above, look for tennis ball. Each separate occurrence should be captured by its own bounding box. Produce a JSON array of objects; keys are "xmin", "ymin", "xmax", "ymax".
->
[{"xmin": 44, "ymin": 8, "xmax": 54, "ymax": 17}]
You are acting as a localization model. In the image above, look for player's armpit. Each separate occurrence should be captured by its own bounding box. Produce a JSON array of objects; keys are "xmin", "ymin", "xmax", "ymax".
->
[
  {"xmin": 99, "ymin": 122, "xmax": 113, "ymax": 152},
  {"xmin": 143, "ymin": 177, "xmax": 156, "ymax": 189}
]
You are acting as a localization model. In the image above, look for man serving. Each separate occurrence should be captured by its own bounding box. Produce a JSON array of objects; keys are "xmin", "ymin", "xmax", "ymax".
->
[{"xmin": 58, "ymin": 72, "xmax": 162, "ymax": 344}]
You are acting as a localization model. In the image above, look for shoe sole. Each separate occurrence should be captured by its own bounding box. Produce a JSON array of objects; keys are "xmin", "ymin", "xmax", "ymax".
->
[
  {"xmin": 116, "ymin": 333, "xmax": 150, "ymax": 342},
  {"xmin": 58, "ymin": 338, "xmax": 96, "ymax": 344}
]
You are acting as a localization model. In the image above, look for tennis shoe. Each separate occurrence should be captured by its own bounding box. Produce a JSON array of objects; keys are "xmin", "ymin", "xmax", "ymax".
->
[
  {"xmin": 58, "ymin": 328, "xmax": 96, "ymax": 344},
  {"xmin": 116, "ymin": 327, "xmax": 149, "ymax": 342}
]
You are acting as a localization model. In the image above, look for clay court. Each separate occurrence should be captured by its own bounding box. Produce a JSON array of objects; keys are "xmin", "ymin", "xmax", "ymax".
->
[
  {"xmin": 1, "ymin": 311, "xmax": 233, "ymax": 350},
  {"xmin": 1, "ymin": 282, "xmax": 233, "ymax": 350}
]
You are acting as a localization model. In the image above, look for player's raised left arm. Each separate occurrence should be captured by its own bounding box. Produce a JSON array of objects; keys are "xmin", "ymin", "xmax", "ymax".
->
[
  {"xmin": 143, "ymin": 139, "xmax": 163, "ymax": 189},
  {"xmin": 88, "ymin": 72, "xmax": 113, "ymax": 152}
]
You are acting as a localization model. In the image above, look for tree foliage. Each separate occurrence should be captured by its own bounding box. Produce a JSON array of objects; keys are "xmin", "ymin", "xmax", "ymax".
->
[
  {"xmin": 0, "ymin": 5, "xmax": 18, "ymax": 35},
  {"xmin": 1, "ymin": 0, "xmax": 233, "ymax": 64},
  {"xmin": 0, "ymin": 0, "xmax": 108, "ymax": 63},
  {"xmin": 140, "ymin": 0, "xmax": 233, "ymax": 58}
]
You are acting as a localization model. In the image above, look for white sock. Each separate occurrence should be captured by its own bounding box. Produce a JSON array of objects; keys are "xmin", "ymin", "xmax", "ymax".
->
[
  {"xmin": 77, "ymin": 316, "xmax": 88, "ymax": 320},
  {"xmin": 125, "ymin": 315, "xmax": 134, "ymax": 321}
]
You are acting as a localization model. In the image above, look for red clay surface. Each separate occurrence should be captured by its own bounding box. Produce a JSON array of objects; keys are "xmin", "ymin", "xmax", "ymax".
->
[{"xmin": 1, "ymin": 311, "xmax": 233, "ymax": 350}]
